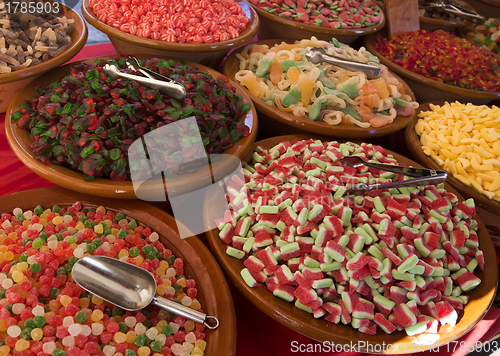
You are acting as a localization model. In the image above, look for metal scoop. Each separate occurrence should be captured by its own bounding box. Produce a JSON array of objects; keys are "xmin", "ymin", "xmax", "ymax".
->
[
  {"xmin": 103, "ymin": 63, "xmax": 186, "ymax": 101},
  {"xmin": 421, "ymin": 0, "xmax": 486, "ymax": 23},
  {"xmin": 306, "ymin": 47, "xmax": 383, "ymax": 79},
  {"xmin": 339, "ymin": 155, "xmax": 448, "ymax": 192},
  {"xmin": 72, "ymin": 255, "xmax": 219, "ymax": 329}
]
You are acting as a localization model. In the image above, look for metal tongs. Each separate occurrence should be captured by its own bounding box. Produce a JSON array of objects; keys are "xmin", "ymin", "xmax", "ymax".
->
[
  {"xmin": 102, "ymin": 57, "xmax": 186, "ymax": 100},
  {"xmin": 306, "ymin": 47, "xmax": 383, "ymax": 79},
  {"xmin": 340, "ymin": 156, "xmax": 448, "ymax": 193},
  {"xmin": 421, "ymin": 0, "xmax": 486, "ymax": 23}
]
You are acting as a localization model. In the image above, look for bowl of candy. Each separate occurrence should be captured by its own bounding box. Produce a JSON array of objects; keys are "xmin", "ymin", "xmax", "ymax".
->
[
  {"xmin": 203, "ymin": 133, "xmax": 497, "ymax": 351},
  {"xmin": 0, "ymin": 1, "xmax": 88, "ymax": 113},
  {"xmin": 0, "ymin": 186, "xmax": 237, "ymax": 356},
  {"xmin": 81, "ymin": 0, "xmax": 259, "ymax": 68},
  {"xmin": 364, "ymin": 30, "xmax": 500, "ymax": 104},
  {"xmin": 405, "ymin": 100, "xmax": 500, "ymax": 216},
  {"xmin": 457, "ymin": 17, "xmax": 500, "ymax": 58},
  {"xmin": 223, "ymin": 37, "xmax": 418, "ymax": 140},
  {"xmin": 248, "ymin": 0, "xmax": 385, "ymax": 45},
  {"xmin": 5, "ymin": 55, "xmax": 258, "ymax": 200}
]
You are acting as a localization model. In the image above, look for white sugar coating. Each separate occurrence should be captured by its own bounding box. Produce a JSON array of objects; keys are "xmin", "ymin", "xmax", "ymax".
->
[
  {"xmin": 181, "ymin": 296, "xmax": 192, "ymax": 306},
  {"xmin": 145, "ymin": 327, "xmax": 158, "ymax": 340},
  {"xmin": 103, "ymin": 345, "xmax": 116, "ymax": 356},
  {"xmin": 73, "ymin": 248, "xmax": 84, "ymax": 259},
  {"xmin": 2, "ymin": 278, "xmax": 13, "ymax": 289},
  {"xmin": 101, "ymin": 242, "xmax": 111, "ymax": 252},
  {"xmin": 166, "ymin": 268, "xmax": 176, "ymax": 277},
  {"xmin": 106, "ymin": 234, "xmax": 117, "ymax": 243},
  {"xmin": 0, "ymin": 274, "xmax": 7, "ymax": 283},
  {"xmin": 68, "ymin": 323, "xmax": 82, "ymax": 336},
  {"xmin": 114, "ymin": 353, "xmax": 124, "ymax": 356},
  {"xmin": 7, "ymin": 325, "xmax": 21, "ymax": 337},
  {"xmin": 185, "ymin": 332, "xmax": 196, "ymax": 344},
  {"xmin": 171, "ymin": 344, "xmax": 183, "ymax": 356},
  {"xmin": 81, "ymin": 324, "xmax": 92, "ymax": 337},
  {"xmin": 149, "ymin": 232, "xmax": 159, "ymax": 242},
  {"xmin": 179, "ymin": 352, "xmax": 191, "ymax": 356},
  {"xmin": 1, "ymin": 220, "xmax": 11, "ymax": 229},
  {"xmin": 92, "ymin": 322, "xmax": 104, "ymax": 335},
  {"xmin": 118, "ymin": 219, "xmax": 128, "ymax": 226},
  {"xmin": 12, "ymin": 303, "xmax": 25, "ymax": 314},
  {"xmin": 124, "ymin": 316, "xmax": 137, "ymax": 328},
  {"xmin": 165, "ymin": 286, "xmax": 175, "ymax": 296},
  {"xmin": 62, "ymin": 335, "xmax": 75, "ymax": 347},
  {"xmin": 155, "ymin": 334, "xmax": 167, "ymax": 346},
  {"xmin": 42, "ymin": 341, "xmax": 56, "ymax": 354},
  {"xmin": 32, "ymin": 305, "xmax": 45, "ymax": 316},
  {"xmin": 47, "ymin": 240, "xmax": 58, "ymax": 249},
  {"xmin": 63, "ymin": 316, "xmax": 74, "ymax": 327},
  {"xmin": 170, "ymin": 322, "xmax": 180, "ymax": 333},
  {"xmin": 134, "ymin": 322, "xmax": 146, "ymax": 334},
  {"xmin": 27, "ymin": 256, "xmax": 36, "ymax": 264},
  {"xmin": 182, "ymin": 341, "xmax": 194, "ymax": 353},
  {"xmin": 119, "ymin": 256, "xmax": 129, "ymax": 262},
  {"xmin": 47, "ymin": 235, "xmax": 57, "ymax": 242},
  {"xmin": 12, "ymin": 208, "xmax": 22, "ymax": 216},
  {"xmin": 21, "ymin": 231, "xmax": 29, "ymax": 239},
  {"xmin": 63, "ymin": 214, "xmax": 73, "ymax": 223},
  {"xmin": 67, "ymin": 227, "xmax": 76, "ymax": 234},
  {"xmin": 32, "ymin": 223, "xmax": 43, "ymax": 232},
  {"xmin": 23, "ymin": 210, "xmax": 33, "ymax": 220}
]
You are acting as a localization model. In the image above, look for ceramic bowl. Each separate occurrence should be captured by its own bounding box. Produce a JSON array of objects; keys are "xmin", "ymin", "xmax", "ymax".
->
[
  {"xmin": 81, "ymin": 0, "xmax": 259, "ymax": 69},
  {"xmin": 5, "ymin": 56, "xmax": 258, "ymax": 200},
  {"xmin": 0, "ymin": 3, "xmax": 88, "ymax": 113},
  {"xmin": 223, "ymin": 38, "xmax": 417, "ymax": 140},
  {"xmin": 251, "ymin": 1, "xmax": 385, "ymax": 45},
  {"xmin": 364, "ymin": 33, "xmax": 500, "ymax": 105},
  {"xmin": 405, "ymin": 100, "xmax": 500, "ymax": 217},
  {"xmin": 203, "ymin": 134, "xmax": 497, "ymax": 353},
  {"xmin": 0, "ymin": 186, "xmax": 236, "ymax": 356}
]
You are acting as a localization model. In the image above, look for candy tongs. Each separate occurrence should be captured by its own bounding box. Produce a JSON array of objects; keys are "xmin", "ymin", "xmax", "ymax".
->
[
  {"xmin": 102, "ymin": 57, "xmax": 186, "ymax": 101},
  {"xmin": 339, "ymin": 156, "xmax": 448, "ymax": 193},
  {"xmin": 306, "ymin": 47, "xmax": 383, "ymax": 79},
  {"xmin": 421, "ymin": 0, "xmax": 486, "ymax": 23}
]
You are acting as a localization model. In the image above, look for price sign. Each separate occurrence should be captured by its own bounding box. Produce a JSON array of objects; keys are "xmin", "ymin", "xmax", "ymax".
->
[{"xmin": 385, "ymin": 0, "xmax": 420, "ymax": 37}]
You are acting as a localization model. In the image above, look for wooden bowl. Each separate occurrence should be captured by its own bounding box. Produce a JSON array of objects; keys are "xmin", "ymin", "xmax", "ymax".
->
[
  {"xmin": 5, "ymin": 56, "xmax": 258, "ymax": 200},
  {"xmin": 404, "ymin": 100, "xmax": 500, "ymax": 217},
  {"xmin": 0, "ymin": 186, "xmax": 236, "ymax": 356},
  {"xmin": 223, "ymin": 39, "xmax": 416, "ymax": 140},
  {"xmin": 203, "ymin": 134, "xmax": 497, "ymax": 353},
  {"xmin": 251, "ymin": 2, "xmax": 385, "ymax": 45},
  {"xmin": 364, "ymin": 34, "xmax": 500, "ymax": 105},
  {"xmin": 0, "ymin": 3, "xmax": 88, "ymax": 113},
  {"xmin": 463, "ymin": 0, "xmax": 500, "ymax": 18},
  {"xmin": 81, "ymin": 0, "xmax": 259, "ymax": 69}
]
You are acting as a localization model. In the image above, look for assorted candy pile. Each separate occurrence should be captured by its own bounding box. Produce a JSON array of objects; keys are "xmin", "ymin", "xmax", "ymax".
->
[
  {"xmin": 0, "ymin": 203, "xmax": 208, "ymax": 356},
  {"xmin": 216, "ymin": 139, "xmax": 483, "ymax": 336},
  {"xmin": 463, "ymin": 18, "xmax": 500, "ymax": 56},
  {"xmin": 89, "ymin": 0, "xmax": 250, "ymax": 43},
  {"xmin": 248, "ymin": 0, "xmax": 382, "ymax": 29},
  {"xmin": 11, "ymin": 57, "xmax": 250, "ymax": 181},
  {"xmin": 372, "ymin": 30, "xmax": 500, "ymax": 92}
]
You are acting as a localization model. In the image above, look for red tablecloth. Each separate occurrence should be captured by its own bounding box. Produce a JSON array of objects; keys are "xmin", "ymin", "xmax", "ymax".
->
[{"xmin": 1, "ymin": 43, "xmax": 500, "ymax": 356}]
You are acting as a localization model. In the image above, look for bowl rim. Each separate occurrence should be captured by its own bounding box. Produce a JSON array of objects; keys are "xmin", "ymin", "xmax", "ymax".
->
[
  {"xmin": 404, "ymin": 100, "xmax": 500, "ymax": 216},
  {"xmin": 203, "ymin": 133, "xmax": 498, "ymax": 353},
  {"xmin": 363, "ymin": 33, "xmax": 500, "ymax": 101},
  {"xmin": 222, "ymin": 38, "xmax": 417, "ymax": 140},
  {"xmin": 250, "ymin": 1, "xmax": 386, "ymax": 36},
  {"xmin": 0, "ymin": 1, "xmax": 88, "ymax": 85},
  {"xmin": 5, "ymin": 55, "xmax": 258, "ymax": 199},
  {"xmin": 81, "ymin": 0, "xmax": 259, "ymax": 52},
  {"xmin": 0, "ymin": 185, "xmax": 237, "ymax": 356}
]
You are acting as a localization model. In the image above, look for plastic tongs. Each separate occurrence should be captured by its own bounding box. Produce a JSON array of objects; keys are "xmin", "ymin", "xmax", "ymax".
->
[
  {"xmin": 102, "ymin": 56, "xmax": 186, "ymax": 100},
  {"xmin": 306, "ymin": 47, "xmax": 383, "ymax": 79},
  {"xmin": 339, "ymin": 156, "xmax": 448, "ymax": 193},
  {"xmin": 421, "ymin": 0, "xmax": 486, "ymax": 23}
]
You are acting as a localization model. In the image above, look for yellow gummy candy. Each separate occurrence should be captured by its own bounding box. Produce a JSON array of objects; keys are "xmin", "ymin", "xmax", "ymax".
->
[{"xmin": 298, "ymin": 74, "xmax": 316, "ymax": 106}]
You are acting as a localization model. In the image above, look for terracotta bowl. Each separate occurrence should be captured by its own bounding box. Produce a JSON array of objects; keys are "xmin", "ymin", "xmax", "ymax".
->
[
  {"xmin": 81, "ymin": 0, "xmax": 259, "ymax": 69},
  {"xmin": 5, "ymin": 56, "xmax": 258, "ymax": 200},
  {"xmin": 251, "ymin": 2, "xmax": 385, "ymax": 45},
  {"xmin": 0, "ymin": 3, "xmax": 88, "ymax": 113},
  {"xmin": 364, "ymin": 34, "xmax": 500, "ymax": 105},
  {"xmin": 405, "ymin": 100, "xmax": 500, "ymax": 217},
  {"xmin": 463, "ymin": 0, "xmax": 500, "ymax": 18},
  {"xmin": 0, "ymin": 186, "xmax": 236, "ymax": 356},
  {"xmin": 223, "ymin": 39, "xmax": 417, "ymax": 140},
  {"xmin": 203, "ymin": 134, "xmax": 497, "ymax": 353}
]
